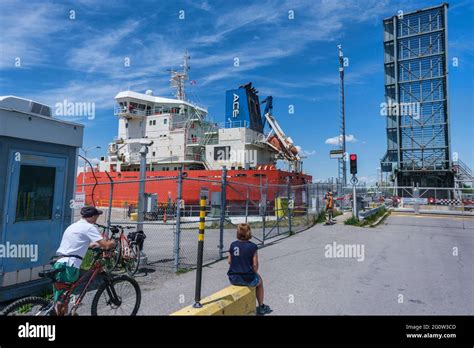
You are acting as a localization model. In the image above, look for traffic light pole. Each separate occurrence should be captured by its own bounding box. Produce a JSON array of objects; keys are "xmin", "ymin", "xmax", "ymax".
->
[
  {"xmin": 349, "ymin": 154, "xmax": 358, "ymax": 219},
  {"xmin": 352, "ymin": 175, "xmax": 358, "ymax": 219}
]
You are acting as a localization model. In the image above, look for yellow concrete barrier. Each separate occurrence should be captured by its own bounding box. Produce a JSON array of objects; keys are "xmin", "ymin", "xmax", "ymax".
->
[
  {"xmin": 171, "ymin": 286, "xmax": 256, "ymax": 316},
  {"xmin": 130, "ymin": 212, "xmax": 137, "ymax": 221}
]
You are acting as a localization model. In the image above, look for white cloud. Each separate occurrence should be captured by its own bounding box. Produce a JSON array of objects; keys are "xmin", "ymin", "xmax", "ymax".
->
[
  {"xmin": 325, "ymin": 134, "xmax": 358, "ymax": 145},
  {"xmin": 295, "ymin": 146, "xmax": 316, "ymax": 157},
  {"xmin": 0, "ymin": 0, "xmax": 393, "ymax": 114},
  {"xmin": 0, "ymin": 2, "xmax": 66, "ymax": 69}
]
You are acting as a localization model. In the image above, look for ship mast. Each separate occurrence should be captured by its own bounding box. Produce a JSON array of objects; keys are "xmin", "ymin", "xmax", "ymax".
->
[{"xmin": 170, "ymin": 52, "xmax": 190, "ymax": 101}]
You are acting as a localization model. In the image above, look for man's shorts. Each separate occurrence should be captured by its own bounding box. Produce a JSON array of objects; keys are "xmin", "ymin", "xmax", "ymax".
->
[
  {"xmin": 52, "ymin": 262, "xmax": 80, "ymax": 302},
  {"xmin": 229, "ymin": 273, "xmax": 260, "ymax": 287}
]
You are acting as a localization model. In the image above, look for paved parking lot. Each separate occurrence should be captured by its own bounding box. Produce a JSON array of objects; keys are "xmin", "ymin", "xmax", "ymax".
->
[{"xmin": 137, "ymin": 213, "xmax": 473, "ymax": 315}]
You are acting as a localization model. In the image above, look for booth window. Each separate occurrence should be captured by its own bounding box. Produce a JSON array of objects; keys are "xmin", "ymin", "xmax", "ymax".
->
[{"xmin": 15, "ymin": 165, "xmax": 56, "ymax": 222}]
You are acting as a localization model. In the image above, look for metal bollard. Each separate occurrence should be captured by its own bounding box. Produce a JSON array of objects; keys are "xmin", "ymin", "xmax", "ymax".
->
[{"xmin": 193, "ymin": 196, "xmax": 207, "ymax": 308}]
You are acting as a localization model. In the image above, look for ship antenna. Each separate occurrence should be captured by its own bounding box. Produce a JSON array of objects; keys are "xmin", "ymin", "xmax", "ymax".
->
[{"xmin": 170, "ymin": 51, "xmax": 190, "ymax": 101}]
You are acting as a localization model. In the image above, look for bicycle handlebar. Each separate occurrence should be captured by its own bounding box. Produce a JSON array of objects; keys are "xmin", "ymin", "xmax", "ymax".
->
[{"xmin": 95, "ymin": 223, "xmax": 135, "ymax": 230}]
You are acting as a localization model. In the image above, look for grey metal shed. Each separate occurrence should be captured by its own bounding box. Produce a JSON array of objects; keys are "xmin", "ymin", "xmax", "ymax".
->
[{"xmin": 0, "ymin": 96, "xmax": 83, "ymax": 301}]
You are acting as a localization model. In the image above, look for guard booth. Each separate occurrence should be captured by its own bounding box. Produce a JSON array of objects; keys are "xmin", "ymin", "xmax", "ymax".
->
[{"xmin": 0, "ymin": 96, "xmax": 83, "ymax": 301}]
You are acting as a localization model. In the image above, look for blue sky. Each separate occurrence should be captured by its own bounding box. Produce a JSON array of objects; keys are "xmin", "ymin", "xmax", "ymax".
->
[{"xmin": 1, "ymin": 0, "xmax": 473, "ymax": 182}]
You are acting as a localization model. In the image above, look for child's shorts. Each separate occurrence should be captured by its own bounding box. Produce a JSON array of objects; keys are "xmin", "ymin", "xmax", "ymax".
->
[{"xmin": 229, "ymin": 274, "xmax": 260, "ymax": 287}]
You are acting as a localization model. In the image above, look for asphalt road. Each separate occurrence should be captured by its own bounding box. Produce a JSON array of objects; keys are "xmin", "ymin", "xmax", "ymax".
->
[{"xmin": 137, "ymin": 212, "xmax": 474, "ymax": 315}]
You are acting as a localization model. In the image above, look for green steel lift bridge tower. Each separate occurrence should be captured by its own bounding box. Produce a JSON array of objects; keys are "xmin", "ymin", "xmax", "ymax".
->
[{"xmin": 381, "ymin": 3, "xmax": 455, "ymax": 188}]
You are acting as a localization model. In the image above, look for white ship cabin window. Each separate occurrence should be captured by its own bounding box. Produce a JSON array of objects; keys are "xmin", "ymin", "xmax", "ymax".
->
[
  {"xmin": 149, "ymin": 120, "xmax": 156, "ymax": 126},
  {"xmin": 152, "ymin": 152, "xmax": 156, "ymax": 157},
  {"xmin": 164, "ymin": 118, "xmax": 168, "ymax": 124},
  {"xmin": 125, "ymin": 122, "xmax": 128, "ymax": 128},
  {"xmin": 119, "ymin": 101, "xmax": 128, "ymax": 111}
]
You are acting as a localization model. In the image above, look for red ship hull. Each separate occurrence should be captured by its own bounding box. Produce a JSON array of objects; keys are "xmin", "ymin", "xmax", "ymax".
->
[{"xmin": 78, "ymin": 169, "xmax": 312, "ymax": 208}]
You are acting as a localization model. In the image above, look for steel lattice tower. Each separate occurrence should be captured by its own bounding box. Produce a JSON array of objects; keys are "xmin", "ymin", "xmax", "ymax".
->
[
  {"xmin": 381, "ymin": 3, "xmax": 453, "ymax": 188},
  {"xmin": 338, "ymin": 44, "xmax": 347, "ymax": 187}
]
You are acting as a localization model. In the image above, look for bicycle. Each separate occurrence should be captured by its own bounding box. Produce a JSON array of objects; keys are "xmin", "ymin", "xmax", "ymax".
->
[
  {"xmin": 1, "ymin": 248, "xmax": 141, "ymax": 316},
  {"xmin": 97, "ymin": 224, "xmax": 145, "ymax": 276}
]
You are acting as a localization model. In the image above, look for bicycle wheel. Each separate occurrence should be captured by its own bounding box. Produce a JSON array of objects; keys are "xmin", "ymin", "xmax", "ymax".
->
[
  {"xmin": 103, "ymin": 239, "xmax": 121, "ymax": 272},
  {"xmin": 1, "ymin": 296, "xmax": 54, "ymax": 316},
  {"xmin": 125, "ymin": 243, "xmax": 140, "ymax": 276},
  {"xmin": 91, "ymin": 275, "xmax": 141, "ymax": 316}
]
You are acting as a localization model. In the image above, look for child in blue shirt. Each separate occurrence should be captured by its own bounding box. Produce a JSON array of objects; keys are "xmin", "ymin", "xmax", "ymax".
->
[{"xmin": 227, "ymin": 223, "xmax": 272, "ymax": 315}]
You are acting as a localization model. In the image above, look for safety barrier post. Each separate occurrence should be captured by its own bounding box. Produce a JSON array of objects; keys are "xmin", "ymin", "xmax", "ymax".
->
[
  {"xmin": 174, "ymin": 168, "xmax": 183, "ymax": 271},
  {"xmin": 193, "ymin": 196, "xmax": 207, "ymax": 308}
]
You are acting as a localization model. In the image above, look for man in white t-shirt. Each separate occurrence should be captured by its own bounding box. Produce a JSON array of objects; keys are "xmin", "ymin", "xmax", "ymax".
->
[{"xmin": 53, "ymin": 206, "xmax": 115, "ymax": 315}]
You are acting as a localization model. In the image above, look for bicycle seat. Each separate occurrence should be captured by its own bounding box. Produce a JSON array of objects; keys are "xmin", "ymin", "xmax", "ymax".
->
[{"xmin": 39, "ymin": 266, "xmax": 66, "ymax": 280}]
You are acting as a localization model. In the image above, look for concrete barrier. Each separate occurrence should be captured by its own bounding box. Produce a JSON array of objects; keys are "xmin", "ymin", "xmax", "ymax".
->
[{"xmin": 171, "ymin": 285, "xmax": 256, "ymax": 316}]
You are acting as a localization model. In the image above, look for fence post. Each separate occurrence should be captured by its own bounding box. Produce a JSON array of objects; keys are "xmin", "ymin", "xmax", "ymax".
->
[
  {"xmin": 316, "ymin": 183, "xmax": 319, "ymax": 213},
  {"xmin": 287, "ymin": 176, "xmax": 293, "ymax": 234},
  {"xmin": 219, "ymin": 166, "xmax": 227, "ymax": 259},
  {"xmin": 413, "ymin": 185, "xmax": 420, "ymax": 215},
  {"xmin": 262, "ymin": 180, "xmax": 268, "ymax": 242},
  {"xmin": 174, "ymin": 168, "xmax": 183, "ymax": 272},
  {"xmin": 137, "ymin": 145, "xmax": 148, "ymax": 232},
  {"xmin": 245, "ymin": 188, "xmax": 249, "ymax": 223},
  {"xmin": 306, "ymin": 183, "xmax": 310, "ymax": 226},
  {"xmin": 104, "ymin": 171, "xmax": 114, "ymax": 229},
  {"xmin": 193, "ymin": 196, "xmax": 207, "ymax": 308}
]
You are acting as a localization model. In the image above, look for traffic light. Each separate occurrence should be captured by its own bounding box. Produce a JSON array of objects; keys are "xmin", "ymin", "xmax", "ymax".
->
[{"xmin": 350, "ymin": 154, "xmax": 357, "ymax": 175}]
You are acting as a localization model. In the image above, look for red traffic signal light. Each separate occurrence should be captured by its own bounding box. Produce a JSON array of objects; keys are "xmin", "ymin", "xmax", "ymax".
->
[{"xmin": 350, "ymin": 153, "xmax": 357, "ymax": 174}]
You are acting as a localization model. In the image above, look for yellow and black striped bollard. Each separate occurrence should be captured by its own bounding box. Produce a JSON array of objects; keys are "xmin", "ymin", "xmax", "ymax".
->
[{"xmin": 193, "ymin": 195, "xmax": 206, "ymax": 308}]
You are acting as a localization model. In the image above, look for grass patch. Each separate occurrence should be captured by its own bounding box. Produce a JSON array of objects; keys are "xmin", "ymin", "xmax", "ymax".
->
[
  {"xmin": 316, "ymin": 211, "xmax": 326, "ymax": 224},
  {"xmin": 344, "ymin": 207, "xmax": 387, "ymax": 227},
  {"xmin": 344, "ymin": 216, "xmax": 360, "ymax": 226},
  {"xmin": 176, "ymin": 268, "xmax": 193, "ymax": 274},
  {"xmin": 360, "ymin": 207, "xmax": 387, "ymax": 227},
  {"xmin": 369, "ymin": 209, "xmax": 391, "ymax": 227}
]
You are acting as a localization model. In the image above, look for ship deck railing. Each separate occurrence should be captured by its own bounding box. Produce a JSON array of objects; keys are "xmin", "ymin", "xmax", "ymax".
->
[{"xmin": 220, "ymin": 120, "xmax": 249, "ymax": 128}]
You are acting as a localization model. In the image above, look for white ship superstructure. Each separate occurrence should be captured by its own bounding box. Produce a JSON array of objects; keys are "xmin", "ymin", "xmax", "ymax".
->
[{"xmin": 99, "ymin": 54, "xmax": 302, "ymax": 173}]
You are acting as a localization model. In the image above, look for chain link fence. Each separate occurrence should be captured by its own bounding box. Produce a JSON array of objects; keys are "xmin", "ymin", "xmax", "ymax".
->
[{"xmin": 74, "ymin": 170, "xmax": 350, "ymax": 275}]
